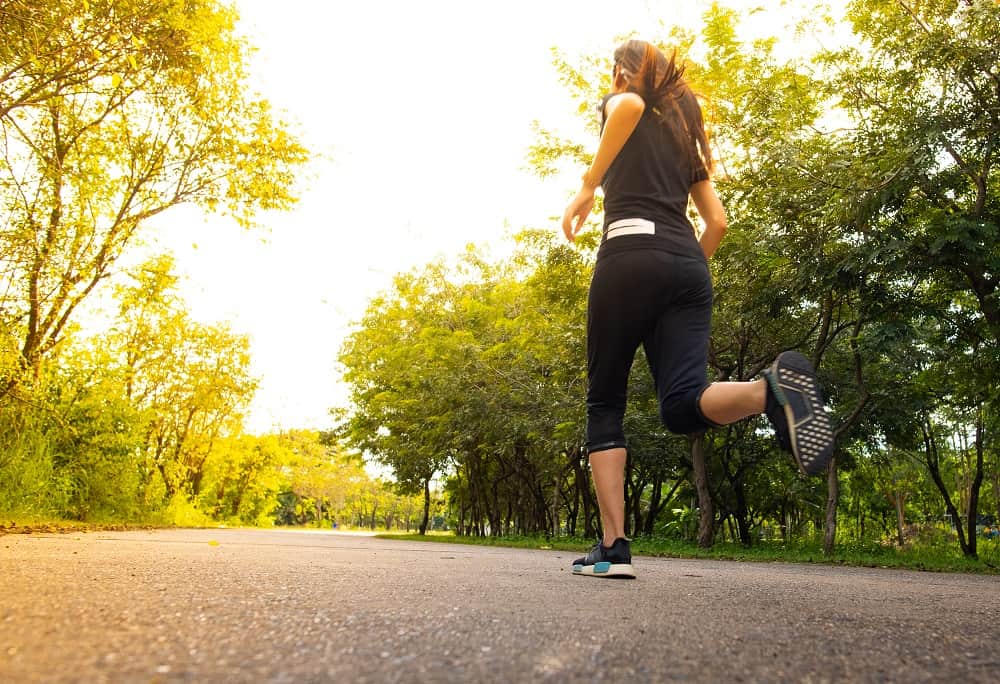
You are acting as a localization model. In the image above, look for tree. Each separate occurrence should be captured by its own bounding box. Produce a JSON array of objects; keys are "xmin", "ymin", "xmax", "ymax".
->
[
  {"xmin": 201, "ymin": 433, "xmax": 286, "ymax": 525},
  {"xmin": 41, "ymin": 343, "xmax": 147, "ymax": 520},
  {"xmin": 0, "ymin": 0, "xmax": 307, "ymax": 395},
  {"xmin": 338, "ymin": 233, "xmax": 596, "ymax": 538},
  {"xmin": 109, "ymin": 255, "xmax": 257, "ymax": 501},
  {"xmin": 287, "ymin": 430, "xmax": 358, "ymax": 527},
  {"xmin": 813, "ymin": 0, "xmax": 1000, "ymax": 557},
  {"xmin": 823, "ymin": 0, "xmax": 999, "ymax": 340},
  {"xmin": 338, "ymin": 260, "xmax": 467, "ymax": 534}
]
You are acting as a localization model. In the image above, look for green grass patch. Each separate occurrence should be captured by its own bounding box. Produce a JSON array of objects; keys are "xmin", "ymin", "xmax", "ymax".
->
[{"xmin": 375, "ymin": 532, "xmax": 1000, "ymax": 575}]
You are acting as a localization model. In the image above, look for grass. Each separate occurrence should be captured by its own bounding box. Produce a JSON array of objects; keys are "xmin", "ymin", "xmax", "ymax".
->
[
  {"xmin": 9, "ymin": 514, "xmax": 996, "ymax": 575},
  {"xmin": 376, "ymin": 531, "xmax": 1000, "ymax": 575}
]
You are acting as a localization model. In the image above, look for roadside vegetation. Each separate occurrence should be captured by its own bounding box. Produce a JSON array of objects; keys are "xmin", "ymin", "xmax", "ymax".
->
[{"xmin": 378, "ymin": 532, "xmax": 1000, "ymax": 575}]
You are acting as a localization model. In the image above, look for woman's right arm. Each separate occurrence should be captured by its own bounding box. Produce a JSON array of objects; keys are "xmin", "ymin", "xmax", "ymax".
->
[
  {"xmin": 562, "ymin": 92, "xmax": 645, "ymax": 242},
  {"xmin": 690, "ymin": 180, "xmax": 727, "ymax": 259}
]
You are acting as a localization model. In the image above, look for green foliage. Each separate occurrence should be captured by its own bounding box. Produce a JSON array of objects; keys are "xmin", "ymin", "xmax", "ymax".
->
[
  {"xmin": 342, "ymin": 1, "xmax": 1000, "ymax": 561},
  {"xmin": 0, "ymin": 254, "xmax": 257, "ymax": 522},
  {"xmin": 378, "ymin": 532, "xmax": 999, "ymax": 575},
  {"xmin": 339, "ymin": 231, "xmax": 597, "ymax": 536},
  {"xmin": 0, "ymin": 407, "xmax": 69, "ymax": 518},
  {"xmin": 0, "ymin": 0, "xmax": 308, "ymax": 396},
  {"xmin": 154, "ymin": 494, "xmax": 216, "ymax": 528},
  {"xmin": 108, "ymin": 256, "xmax": 258, "ymax": 501},
  {"xmin": 45, "ymin": 348, "xmax": 147, "ymax": 520},
  {"xmin": 0, "ymin": 0, "xmax": 314, "ymax": 527}
]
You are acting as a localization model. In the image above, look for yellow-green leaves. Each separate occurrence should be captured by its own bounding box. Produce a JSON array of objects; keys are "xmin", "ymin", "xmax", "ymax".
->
[
  {"xmin": 0, "ymin": 0, "xmax": 308, "ymax": 389},
  {"xmin": 109, "ymin": 256, "xmax": 257, "ymax": 500}
]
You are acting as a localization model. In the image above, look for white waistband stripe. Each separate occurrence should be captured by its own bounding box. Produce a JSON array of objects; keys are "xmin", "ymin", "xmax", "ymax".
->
[{"xmin": 606, "ymin": 217, "xmax": 655, "ymax": 239}]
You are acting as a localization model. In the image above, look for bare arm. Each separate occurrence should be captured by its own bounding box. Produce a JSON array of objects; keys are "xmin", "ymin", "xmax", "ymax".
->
[
  {"xmin": 584, "ymin": 92, "xmax": 645, "ymax": 187},
  {"xmin": 690, "ymin": 179, "xmax": 727, "ymax": 259},
  {"xmin": 562, "ymin": 92, "xmax": 645, "ymax": 242}
]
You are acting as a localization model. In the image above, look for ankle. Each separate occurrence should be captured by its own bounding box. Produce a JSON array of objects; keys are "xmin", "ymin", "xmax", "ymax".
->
[{"xmin": 754, "ymin": 378, "xmax": 767, "ymax": 413}]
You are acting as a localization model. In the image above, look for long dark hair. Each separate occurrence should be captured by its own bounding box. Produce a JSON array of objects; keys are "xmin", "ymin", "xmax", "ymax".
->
[{"xmin": 613, "ymin": 40, "xmax": 713, "ymax": 174}]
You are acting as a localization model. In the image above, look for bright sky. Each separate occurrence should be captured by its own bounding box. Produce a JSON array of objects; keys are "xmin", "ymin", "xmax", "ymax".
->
[{"xmin": 138, "ymin": 0, "xmax": 849, "ymax": 434}]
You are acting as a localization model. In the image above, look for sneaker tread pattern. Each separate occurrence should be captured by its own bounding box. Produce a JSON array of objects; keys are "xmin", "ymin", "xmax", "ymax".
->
[{"xmin": 773, "ymin": 352, "xmax": 835, "ymax": 476}]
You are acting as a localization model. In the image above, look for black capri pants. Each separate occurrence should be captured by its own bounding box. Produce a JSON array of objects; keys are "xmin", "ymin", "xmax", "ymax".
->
[{"xmin": 586, "ymin": 245, "xmax": 716, "ymax": 454}]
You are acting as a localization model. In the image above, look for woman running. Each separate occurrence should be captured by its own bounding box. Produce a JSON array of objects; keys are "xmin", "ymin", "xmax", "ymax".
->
[{"xmin": 562, "ymin": 40, "xmax": 836, "ymax": 578}]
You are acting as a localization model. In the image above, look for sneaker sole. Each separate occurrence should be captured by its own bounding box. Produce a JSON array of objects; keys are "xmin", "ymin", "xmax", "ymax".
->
[
  {"xmin": 572, "ymin": 562, "xmax": 636, "ymax": 578},
  {"xmin": 771, "ymin": 352, "xmax": 835, "ymax": 476}
]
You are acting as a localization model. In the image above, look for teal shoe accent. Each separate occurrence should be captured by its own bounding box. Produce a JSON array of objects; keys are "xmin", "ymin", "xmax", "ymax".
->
[
  {"xmin": 765, "ymin": 369, "xmax": 789, "ymax": 406},
  {"xmin": 572, "ymin": 564, "xmax": 583, "ymax": 573},
  {"xmin": 594, "ymin": 561, "xmax": 611, "ymax": 573}
]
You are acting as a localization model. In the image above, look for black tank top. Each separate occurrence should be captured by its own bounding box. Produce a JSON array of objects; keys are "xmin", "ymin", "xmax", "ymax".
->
[{"xmin": 598, "ymin": 93, "xmax": 708, "ymax": 260}]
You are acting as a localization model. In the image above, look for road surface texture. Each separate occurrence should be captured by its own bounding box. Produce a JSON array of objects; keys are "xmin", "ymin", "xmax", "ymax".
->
[{"xmin": 2, "ymin": 528, "xmax": 998, "ymax": 683}]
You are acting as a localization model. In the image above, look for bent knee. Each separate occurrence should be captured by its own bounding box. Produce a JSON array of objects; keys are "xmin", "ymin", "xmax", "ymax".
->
[
  {"xmin": 660, "ymin": 398, "xmax": 707, "ymax": 435},
  {"xmin": 661, "ymin": 408, "xmax": 690, "ymax": 434}
]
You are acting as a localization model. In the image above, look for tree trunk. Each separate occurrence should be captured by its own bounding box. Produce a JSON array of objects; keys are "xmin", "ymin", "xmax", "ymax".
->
[
  {"xmin": 419, "ymin": 476, "xmax": 431, "ymax": 535},
  {"xmin": 643, "ymin": 475, "xmax": 684, "ymax": 536},
  {"xmin": 156, "ymin": 462, "xmax": 175, "ymax": 498},
  {"xmin": 690, "ymin": 434, "xmax": 714, "ymax": 548},
  {"xmin": 566, "ymin": 482, "xmax": 578, "ymax": 537},
  {"xmin": 966, "ymin": 409, "xmax": 986, "ymax": 558},
  {"xmin": 733, "ymin": 479, "xmax": 752, "ymax": 546},
  {"xmin": 574, "ymin": 451, "xmax": 598, "ymax": 539},
  {"xmin": 550, "ymin": 474, "xmax": 560, "ymax": 537},
  {"xmin": 644, "ymin": 475, "xmax": 661, "ymax": 536},
  {"xmin": 824, "ymin": 315, "xmax": 866, "ymax": 556},
  {"xmin": 628, "ymin": 475, "xmax": 648, "ymax": 539},
  {"xmin": 823, "ymin": 452, "xmax": 839, "ymax": 555},
  {"xmin": 229, "ymin": 481, "xmax": 245, "ymax": 519},
  {"xmin": 922, "ymin": 418, "xmax": 973, "ymax": 557},
  {"xmin": 992, "ymin": 467, "xmax": 999, "ymax": 530},
  {"xmin": 623, "ymin": 449, "xmax": 635, "ymax": 538}
]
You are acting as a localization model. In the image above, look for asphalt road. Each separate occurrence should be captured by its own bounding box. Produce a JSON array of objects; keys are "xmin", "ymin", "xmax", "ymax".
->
[{"xmin": 1, "ymin": 528, "xmax": 998, "ymax": 683}]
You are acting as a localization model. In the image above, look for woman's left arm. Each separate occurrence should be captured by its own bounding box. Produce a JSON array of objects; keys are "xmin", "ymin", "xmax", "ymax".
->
[{"xmin": 562, "ymin": 92, "xmax": 646, "ymax": 242}]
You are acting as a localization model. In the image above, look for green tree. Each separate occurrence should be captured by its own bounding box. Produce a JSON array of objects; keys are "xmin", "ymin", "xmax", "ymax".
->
[
  {"xmin": 339, "ymin": 233, "xmax": 595, "ymax": 538},
  {"xmin": 33, "ymin": 343, "xmax": 146, "ymax": 520},
  {"xmin": 0, "ymin": 0, "xmax": 307, "ymax": 395},
  {"xmin": 201, "ymin": 433, "xmax": 287, "ymax": 525},
  {"xmin": 287, "ymin": 430, "xmax": 358, "ymax": 527},
  {"xmin": 813, "ymin": 0, "xmax": 1000, "ymax": 557},
  {"xmin": 338, "ymin": 259, "xmax": 466, "ymax": 534},
  {"xmin": 110, "ymin": 256, "xmax": 257, "ymax": 502}
]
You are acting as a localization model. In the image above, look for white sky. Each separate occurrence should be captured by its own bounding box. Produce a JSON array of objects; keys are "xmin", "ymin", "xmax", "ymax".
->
[{"xmin": 137, "ymin": 0, "xmax": 849, "ymax": 434}]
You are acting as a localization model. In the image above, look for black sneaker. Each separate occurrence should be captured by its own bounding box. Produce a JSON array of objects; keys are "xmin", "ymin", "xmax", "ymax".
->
[
  {"xmin": 762, "ymin": 351, "xmax": 836, "ymax": 476},
  {"xmin": 571, "ymin": 538, "xmax": 635, "ymax": 578}
]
